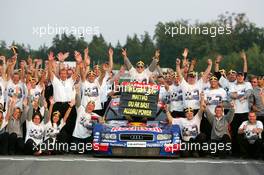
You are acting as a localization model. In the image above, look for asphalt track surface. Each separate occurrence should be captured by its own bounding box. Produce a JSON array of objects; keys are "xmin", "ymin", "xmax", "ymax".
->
[{"xmin": 0, "ymin": 155, "xmax": 263, "ymax": 175}]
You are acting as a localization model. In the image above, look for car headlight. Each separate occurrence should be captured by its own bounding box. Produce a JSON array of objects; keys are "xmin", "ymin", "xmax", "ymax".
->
[
  {"xmin": 157, "ymin": 134, "xmax": 172, "ymax": 140},
  {"xmin": 101, "ymin": 133, "xmax": 117, "ymax": 140}
]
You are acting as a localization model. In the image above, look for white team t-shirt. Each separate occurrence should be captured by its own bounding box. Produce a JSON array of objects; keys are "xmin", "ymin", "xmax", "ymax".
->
[
  {"xmin": 98, "ymin": 72, "xmax": 111, "ymax": 103},
  {"xmin": 51, "ymin": 76, "xmax": 75, "ymax": 103},
  {"xmin": 219, "ymin": 76, "xmax": 236, "ymax": 94},
  {"xmin": 204, "ymin": 88, "xmax": 227, "ymax": 114},
  {"xmin": 25, "ymin": 120, "xmax": 45, "ymax": 145},
  {"xmin": 44, "ymin": 119, "xmax": 65, "ymax": 142},
  {"xmin": 29, "ymin": 85, "xmax": 43, "ymax": 100},
  {"xmin": 72, "ymin": 106, "xmax": 99, "ymax": 139},
  {"xmin": 172, "ymin": 113, "xmax": 202, "ymax": 141},
  {"xmin": 0, "ymin": 119, "xmax": 8, "ymax": 134},
  {"xmin": 0, "ymin": 78, "xmax": 6, "ymax": 105},
  {"xmin": 168, "ymin": 84, "xmax": 184, "ymax": 112},
  {"xmin": 229, "ymin": 82, "xmax": 252, "ymax": 113},
  {"xmin": 239, "ymin": 120, "xmax": 263, "ymax": 144},
  {"xmin": 180, "ymin": 79, "xmax": 203, "ymax": 109},
  {"xmin": 81, "ymin": 80, "xmax": 102, "ymax": 110},
  {"xmin": 128, "ymin": 67, "xmax": 152, "ymax": 83},
  {"xmin": 6, "ymin": 80, "xmax": 26, "ymax": 109}
]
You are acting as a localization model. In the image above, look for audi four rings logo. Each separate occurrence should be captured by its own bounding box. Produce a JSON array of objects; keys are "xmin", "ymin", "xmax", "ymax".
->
[{"xmin": 130, "ymin": 135, "xmax": 143, "ymax": 140}]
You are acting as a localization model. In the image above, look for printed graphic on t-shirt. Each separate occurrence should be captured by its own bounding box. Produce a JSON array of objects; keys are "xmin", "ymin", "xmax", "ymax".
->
[
  {"xmin": 170, "ymin": 90, "xmax": 183, "ymax": 102},
  {"xmin": 80, "ymin": 116, "xmax": 92, "ymax": 129},
  {"xmin": 185, "ymin": 90, "xmax": 199, "ymax": 100},
  {"xmin": 182, "ymin": 125, "xmax": 198, "ymax": 137},
  {"xmin": 83, "ymin": 87, "xmax": 99, "ymax": 97},
  {"xmin": 207, "ymin": 95, "xmax": 223, "ymax": 105},
  {"xmin": 29, "ymin": 128, "xmax": 44, "ymax": 140}
]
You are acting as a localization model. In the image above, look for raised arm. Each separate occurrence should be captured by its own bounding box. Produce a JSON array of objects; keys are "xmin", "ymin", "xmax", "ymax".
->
[
  {"xmin": 108, "ymin": 48, "xmax": 114, "ymax": 72},
  {"xmin": 175, "ymin": 58, "xmax": 183, "ymax": 82},
  {"xmin": 225, "ymin": 102, "xmax": 235, "ymax": 123},
  {"xmin": 42, "ymin": 100, "xmax": 49, "ymax": 124},
  {"xmin": 47, "ymin": 52, "xmax": 55, "ymax": 81},
  {"xmin": 165, "ymin": 105, "xmax": 174, "ymax": 125},
  {"xmin": 201, "ymin": 59, "xmax": 212, "ymax": 82},
  {"xmin": 148, "ymin": 50, "xmax": 160, "ymax": 72},
  {"xmin": 63, "ymin": 99, "xmax": 75, "ymax": 123},
  {"xmin": 240, "ymin": 51, "xmax": 247, "ymax": 74},
  {"xmin": 205, "ymin": 107, "xmax": 215, "ymax": 125},
  {"xmin": 47, "ymin": 96, "xmax": 55, "ymax": 123},
  {"xmin": 75, "ymin": 84, "xmax": 81, "ymax": 108},
  {"xmin": 197, "ymin": 92, "xmax": 206, "ymax": 118},
  {"xmin": 122, "ymin": 48, "xmax": 133, "ymax": 70},
  {"xmin": 189, "ymin": 58, "xmax": 197, "ymax": 72}
]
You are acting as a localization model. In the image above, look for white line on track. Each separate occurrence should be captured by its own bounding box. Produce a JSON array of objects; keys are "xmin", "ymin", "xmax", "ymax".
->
[{"xmin": 0, "ymin": 156, "xmax": 263, "ymax": 165}]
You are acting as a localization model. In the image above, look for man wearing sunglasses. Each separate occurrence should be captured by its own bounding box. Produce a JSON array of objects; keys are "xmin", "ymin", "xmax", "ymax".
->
[{"xmin": 121, "ymin": 48, "xmax": 159, "ymax": 83}]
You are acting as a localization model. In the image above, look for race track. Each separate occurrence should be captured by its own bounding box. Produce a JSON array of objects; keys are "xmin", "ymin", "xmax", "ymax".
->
[{"xmin": 0, "ymin": 156, "xmax": 263, "ymax": 175}]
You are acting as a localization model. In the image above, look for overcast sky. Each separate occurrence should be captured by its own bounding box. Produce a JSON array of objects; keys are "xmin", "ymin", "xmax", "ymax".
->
[{"xmin": 0, "ymin": 0, "xmax": 263, "ymax": 49}]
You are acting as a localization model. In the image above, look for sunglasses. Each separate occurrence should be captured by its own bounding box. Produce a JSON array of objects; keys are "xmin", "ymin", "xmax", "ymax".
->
[
  {"xmin": 210, "ymin": 77, "xmax": 218, "ymax": 81},
  {"xmin": 137, "ymin": 66, "xmax": 144, "ymax": 69}
]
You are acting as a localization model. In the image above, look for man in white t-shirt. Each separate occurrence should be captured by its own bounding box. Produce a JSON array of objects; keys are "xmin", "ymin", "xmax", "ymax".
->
[
  {"xmin": 237, "ymin": 111, "xmax": 263, "ymax": 158},
  {"xmin": 204, "ymin": 76, "xmax": 228, "ymax": 115},
  {"xmin": 121, "ymin": 48, "xmax": 159, "ymax": 83},
  {"xmin": 72, "ymin": 91, "xmax": 102, "ymax": 153},
  {"xmin": 80, "ymin": 70, "xmax": 102, "ymax": 115},
  {"xmin": 229, "ymin": 72, "xmax": 253, "ymax": 155},
  {"xmin": 168, "ymin": 73, "xmax": 184, "ymax": 118},
  {"xmin": 166, "ymin": 94, "xmax": 207, "ymax": 157},
  {"xmin": 176, "ymin": 58, "xmax": 212, "ymax": 111},
  {"xmin": 48, "ymin": 51, "xmax": 79, "ymax": 139},
  {"xmin": 6, "ymin": 72, "xmax": 27, "ymax": 110}
]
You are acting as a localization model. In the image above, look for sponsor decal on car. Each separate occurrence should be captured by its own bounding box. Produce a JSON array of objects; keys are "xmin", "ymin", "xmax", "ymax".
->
[
  {"xmin": 111, "ymin": 126, "xmax": 162, "ymax": 132},
  {"xmin": 127, "ymin": 142, "xmax": 147, "ymax": 148}
]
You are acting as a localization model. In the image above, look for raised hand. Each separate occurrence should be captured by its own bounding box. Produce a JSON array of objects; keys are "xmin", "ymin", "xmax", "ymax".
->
[
  {"xmin": 215, "ymin": 55, "xmax": 223, "ymax": 63},
  {"xmin": 182, "ymin": 48, "xmax": 189, "ymax": 59},
  {"xmin": 84, "ymin": 47, "xmax": 89, "ymax": 56},
  {"xmin": 84, "ymin": 48, "xmax": 90, "ymax": 66},
  {"xmin": 207, "ymin": 59, "xmax": 213, "ymax": 66},
  {"xmin": 74, "ymin": 51, "xmax": 82, "ymax": 63},
  {"xmin": 108, "ymin": 48, "xmax": 114, "ymax": 57},
  {"xmin": 176, "ymin": 58, "xmax": 181, "ymax": 66},
  {"xmin": 48, "ymin": 52, "xmax": 55, "ymax": 61},
  {"xmin": 240, "ymin": 50, "xmax": 246, "ymax": 60},
  {"xmin": 154, "ymin": 49, "xmax": 160, "ymax": 59},
  {"xmin": 121, "ymin": 48, "xmax": 127, "ymax": 58},
  {"xmin": 49, "ymin": 96, "xmax": 55, "ymax": 105}
]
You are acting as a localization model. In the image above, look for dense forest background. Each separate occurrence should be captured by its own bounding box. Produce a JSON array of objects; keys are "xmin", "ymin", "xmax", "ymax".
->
[{"xmin": 1, "ymin": 12, "xmax": 264, "ymax": 75}]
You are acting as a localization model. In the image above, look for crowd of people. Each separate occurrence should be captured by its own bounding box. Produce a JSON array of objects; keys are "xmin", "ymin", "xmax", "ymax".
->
[{"xmin": 0, "ymin": 47, "xmax": 263, "ymax": 159}]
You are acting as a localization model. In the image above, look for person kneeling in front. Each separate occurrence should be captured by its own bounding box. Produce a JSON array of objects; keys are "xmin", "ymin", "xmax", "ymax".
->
[
  {"xmin": 204, "ymin": 103, "xmax": 235, "ymax": 158},
  {"xmin": 237, "ymin": 111, "xmax": 263, "ymax": 159},
  {"xmin": 166, "ymin": 92, "xmax": 207, "ymax": 157},
  {"xmin": 71, "ymin": 91, "xmax": 103, "ymax": 154}
]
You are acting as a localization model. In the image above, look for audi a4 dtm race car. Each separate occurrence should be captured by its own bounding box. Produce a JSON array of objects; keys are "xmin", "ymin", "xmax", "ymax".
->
[{"xmin": 92, "ymin": 82, "xmax": 181, "ymax": 157}]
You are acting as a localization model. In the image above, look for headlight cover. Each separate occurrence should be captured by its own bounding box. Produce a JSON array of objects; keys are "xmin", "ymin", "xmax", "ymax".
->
[
  {"xmin": 101, "ymin": 133, "xmax": 117, "ymax": 140},
  {"xmin": 157, "ymin": 134, "xmax": 172, "ymax": 140}
]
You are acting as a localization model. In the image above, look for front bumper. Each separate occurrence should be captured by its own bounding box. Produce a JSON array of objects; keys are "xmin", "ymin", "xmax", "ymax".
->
[{"xmin": 93, "ymin": 142, "xmax": 181, "ymax": 157}]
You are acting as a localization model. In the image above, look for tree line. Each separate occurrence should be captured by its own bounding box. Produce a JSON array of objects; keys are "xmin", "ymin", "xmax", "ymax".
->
[{"xmin": 0, "ymin": 12, "xmax": 264, "ymax": 75}]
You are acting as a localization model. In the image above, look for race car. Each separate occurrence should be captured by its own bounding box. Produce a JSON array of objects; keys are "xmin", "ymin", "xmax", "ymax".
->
[{"xmin": 92, "ymin": 83, "xmax": 181, "ymax": 157}]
